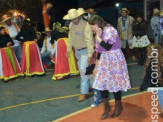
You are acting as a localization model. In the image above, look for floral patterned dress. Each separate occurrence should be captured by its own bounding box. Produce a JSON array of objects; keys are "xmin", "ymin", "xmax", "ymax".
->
[{"xmin": 93, "ymin": 25, "xmax": 131, "ymax": 92}]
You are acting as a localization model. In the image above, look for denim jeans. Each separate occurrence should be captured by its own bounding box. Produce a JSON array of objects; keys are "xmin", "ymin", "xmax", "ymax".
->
[
  {"xmin": 41, "ymin": 51, "xmax": 51, "ymax": 66},
  {"xmin": 93, "ymin": 89, "xmax": 102, "ymax": 106},
  {"xmin": 153, "ymin": 30, "xmax": 162, "ymax": 44},
  {"xmin": 157, "ymin": 90, "xmax": 163, "ymax": 111},
  {"xmin": 12, "ymin": 44, "xmax": 22, "ymax": 64},
  {"xmin": 75, "ymin": 48, "xmax": 90, "ymax": 94}
]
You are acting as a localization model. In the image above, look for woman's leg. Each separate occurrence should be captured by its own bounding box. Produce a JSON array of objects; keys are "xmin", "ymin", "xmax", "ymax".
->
[
  {"xmin": 100, "ymin": 90, "xmax": 111, "ymax": 120},
  {"xmin": 111, "ymin": 91, "xmax": 123, "ymax": 118},
  {"xmin": 140, "ymin": 47, "xmax": 146, "ymax": 65},
  {"xmin": 137, "ymin": 48, "xmax": 141, "ymax": 65}
]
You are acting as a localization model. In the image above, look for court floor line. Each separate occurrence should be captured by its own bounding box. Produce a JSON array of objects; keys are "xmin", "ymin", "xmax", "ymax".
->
[
  {"xmin": 53, "ymin": 91, "xmax": 147, "ymax": 122},
  {"xmin": 0, "ymin": 87, "xmax": 139, "ymax": 111},
  {"xmin": 127, "ymin": 63, "xmax": 137, "ymax": 66}
]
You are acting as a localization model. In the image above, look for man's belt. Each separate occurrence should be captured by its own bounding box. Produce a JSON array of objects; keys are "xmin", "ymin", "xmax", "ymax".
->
[{"xmin": 77, "ymin": 47, "xmax": 87, "ymax": 51}]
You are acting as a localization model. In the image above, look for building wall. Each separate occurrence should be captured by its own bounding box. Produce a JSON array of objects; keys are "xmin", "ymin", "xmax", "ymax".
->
[
  {"xmin": 160, "ymin": 0, "xmax": 163, "ymax": 9},
  {"xmin": 144, "ymin": 0, "xmax": 161, "ymax": 20},
  {"xmin": 95, "ymin": 2, "xmax": 143, "ymax": 27}
]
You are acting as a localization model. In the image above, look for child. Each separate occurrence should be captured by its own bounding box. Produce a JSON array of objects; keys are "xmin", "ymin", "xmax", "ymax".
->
[
  {"xmin": 85, "ymin": 64, "xmax": 102, "ymax": 107},
  {"xmin": 0, "ymin": 25, "xmax": 22, "ymax": 81},
  {"xmin": 140, "ymin": 44, "xmax": 163, "ymax": 118}
]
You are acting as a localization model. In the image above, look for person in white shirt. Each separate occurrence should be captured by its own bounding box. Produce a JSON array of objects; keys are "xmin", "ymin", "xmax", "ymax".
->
[
  {"xmin": 41, "ymin": 27, "xmax": 55, "ymax": 68},
  {"xmin": 1, "ymin": 14, "xmax": 21, "ymax": 64}
]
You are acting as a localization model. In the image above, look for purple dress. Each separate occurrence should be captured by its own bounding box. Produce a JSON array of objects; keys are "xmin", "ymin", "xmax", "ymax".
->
[{"xmin": 93, "ymin": 25, "xmax": 131, "ymax": 92}]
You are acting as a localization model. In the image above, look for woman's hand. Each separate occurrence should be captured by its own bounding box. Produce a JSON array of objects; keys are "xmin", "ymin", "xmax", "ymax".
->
[
  {"xmin": 6, "ymin": 42, "xmax": 12, "ymax": 47},
  {"xmin": 96, "ymin": 27, "xmax": 102, "ymax": 37},
  {"xmin": 137, "ymin": 36, "xmax": 141, "ymax": 39},
  {"xmin": 95, "ymin": 27, "xmax": 102, "ymax": 43}
]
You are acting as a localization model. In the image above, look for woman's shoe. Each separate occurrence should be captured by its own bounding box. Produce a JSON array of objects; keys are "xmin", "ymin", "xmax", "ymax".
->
[
  {"xmin": 100, "ymin": 99, "xmax": 111, "ymax": 120},
  {"xmin": 111, "ymin": 100, "xmax": 123, "ymax": 118}
]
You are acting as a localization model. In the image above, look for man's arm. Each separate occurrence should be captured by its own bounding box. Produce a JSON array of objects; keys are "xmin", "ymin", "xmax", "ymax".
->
[
  {"xmin": 84, "ymin": 22, "xmax": 94, "ymax": 58},
  {"xmin": 41, "ymin": 39, "xmax": 45, "ymax": 54},
  {"xmin": 67, "ymin": 23, "xmax": 73, "ymax": 55}
]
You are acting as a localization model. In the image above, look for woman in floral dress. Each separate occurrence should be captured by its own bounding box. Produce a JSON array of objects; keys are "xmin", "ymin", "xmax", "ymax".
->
[{"xmin": 89, "ymin": 15, "xmax": 131, "ymax": 120}]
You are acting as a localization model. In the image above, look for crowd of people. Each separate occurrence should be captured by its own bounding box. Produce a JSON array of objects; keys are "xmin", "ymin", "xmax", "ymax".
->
[{"xmin": 0, "ymin": 7, "xmax": 163, "ymax": 120}]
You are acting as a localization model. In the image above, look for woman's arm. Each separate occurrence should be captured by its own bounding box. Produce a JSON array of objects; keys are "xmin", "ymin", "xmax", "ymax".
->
[{"xmin": 15, "ymin": 31, "xmax": 24, "ymax": 42}]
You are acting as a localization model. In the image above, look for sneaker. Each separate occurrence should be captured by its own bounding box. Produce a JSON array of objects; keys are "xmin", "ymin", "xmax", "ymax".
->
[{"xmin": 91, "ymin": 104, "xmax": 98, "ymax": 108}]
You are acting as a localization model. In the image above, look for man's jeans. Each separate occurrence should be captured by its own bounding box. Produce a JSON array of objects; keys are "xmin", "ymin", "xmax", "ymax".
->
[
  {"xmin": 41, "ymin": 51, "xmax": 51, "ymax": 66},
  {"xmin": 153, "ymin": 30, "xmax": 162, "ymax": 44},
  {"xmin": 75, "ymin": 48, "xmax": 90, "ymax": 94},
  {"xmin": 12, "ymin": 45, "xmax": 22, "ymax": 64}
]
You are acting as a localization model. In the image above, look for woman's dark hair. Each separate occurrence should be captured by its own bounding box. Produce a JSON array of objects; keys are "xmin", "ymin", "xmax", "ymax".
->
[
  {"xmin": 0, "ymin": 26, "xmax": 5, "ymax": 36},
  {"xmin": 89, "ymin": 15, "xmax": 107, "ymax": 29},
  {"xmin": 135, "ymin": 15, "xmax": 143, "ymax": 20},
  {"xmin": 21, "ymin": 19, "xmax": 31, "ymax": 30}
]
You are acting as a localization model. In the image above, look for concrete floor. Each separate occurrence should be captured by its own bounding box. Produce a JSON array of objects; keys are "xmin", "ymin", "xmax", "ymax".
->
[{"xmin": 0, "ymin": 59, "xmax": 144, "ymax": 122}]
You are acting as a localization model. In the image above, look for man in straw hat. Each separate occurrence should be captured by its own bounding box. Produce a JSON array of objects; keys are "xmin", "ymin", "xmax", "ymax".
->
[
  {"xmin": 63, "ymin": 8, "xmax": 94, "ymax": 102},
  {"xmin": 117, "ymin": 8, "xmax": 136, "ymax": 61},
  {"xmin": 41, "ymin": 27, "xmax": 55, "ymax": 68},
  {"xmin": 151, "ymin": 8, "xmax": 161, "ymax": 44},
  {"xmin": 1, "ymin": 14, "xmax": 21, "ymax": 64}
]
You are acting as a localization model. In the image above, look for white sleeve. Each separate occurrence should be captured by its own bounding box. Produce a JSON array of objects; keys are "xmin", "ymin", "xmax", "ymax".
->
[
  {"xmin": 41, "ymin": 39, "xmax": 45, "ymax": 53},
  {"xmin": 51, "ymin": 41, "xmax": 57, "ymax": 55}
]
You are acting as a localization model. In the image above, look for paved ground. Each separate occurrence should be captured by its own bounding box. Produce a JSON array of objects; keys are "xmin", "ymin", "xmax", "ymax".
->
[
  {"xmin": 57, "ymin": 92, "xmax": 162, "ymax": 122},
  {"xmin": 0, "ymin": 59, "xmax": 145, "ymax": 122}
]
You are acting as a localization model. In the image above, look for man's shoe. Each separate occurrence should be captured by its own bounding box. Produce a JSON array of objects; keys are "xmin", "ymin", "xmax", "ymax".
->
[
  {"xmin": 132, "ymin": 56, "xmax": 136, "ymax": 61},
  {"xmin": 78, "ymin": 94, "xmax": 87, "ymax": 102}
]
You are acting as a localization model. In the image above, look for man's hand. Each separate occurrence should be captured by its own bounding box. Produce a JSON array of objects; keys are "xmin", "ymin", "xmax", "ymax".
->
[
  {"xmin": 66, "ymin": 52, "xmax": 70, "ymax": 57},
  {"xmin": 50, "ymin": 54, "xmax": 54, "ymax": 58},
  {"xmin": 6, "ymin": 42, "xmax": 12, "ymax": 47},
  {"xmin": 137, "ymin": 36, "xmax": 141, "ymax": 39},
  {"xmin": 87, "ymin": 57, "xmax": 93, "ymax": 65}
]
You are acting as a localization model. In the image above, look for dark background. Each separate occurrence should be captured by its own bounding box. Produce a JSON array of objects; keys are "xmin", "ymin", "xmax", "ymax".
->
[{"xmin": 0, "ymin": 0, "xmax": 160, "ymax": 30}]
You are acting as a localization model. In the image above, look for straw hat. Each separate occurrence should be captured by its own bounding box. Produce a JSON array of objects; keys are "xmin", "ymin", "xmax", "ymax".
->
[
  {"xmin": 47, "ymin": 3, "xmax": 53, "ymax": 10},
  {"xmin": 63, "ymin": 8, "xmax": 86, "ymax": 20},
  {"xmin": 26, "ymin": 18, "xmax": 31, "ymax": 22},
  {"xmin": 153, "ymin": 8, "xmax": 160, "ymax": 15},
  {"xmin": 86, "ymin": 8, "xmax": 96, "ymax": 14},
  {"xmin": 0, "ymin": 25, "xmax": 5, "ymax": 28},
  {"xmin": 36, "ymin": 31, "xmax": 42, "ymax": 35},
  {"xmin": 1, "ymin": 14, "xmax": 11, "ymax": 23},
  {"xmin": 120, "ymin": 8, "xmax": 129, "ymax": 14},
  {"xmin": 160, "ymin": 10, "xmax": 163, "ymax": 16},
  {"xmin": 77, "ymin": 8, "xmax": 86, "ymax": 15}
]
